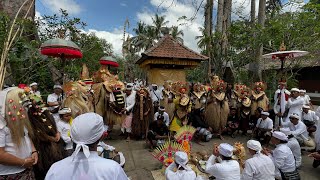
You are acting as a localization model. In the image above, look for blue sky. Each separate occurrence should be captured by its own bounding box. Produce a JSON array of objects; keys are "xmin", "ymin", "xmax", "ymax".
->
[{"xmin": 35, "ymin": 0, "xmax": 308, "ymax": 55}]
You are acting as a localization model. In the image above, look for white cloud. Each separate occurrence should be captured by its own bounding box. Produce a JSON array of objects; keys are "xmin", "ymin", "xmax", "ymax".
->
[
  {"xmin": 281, "ymin": 0, "xmax": 305, "ymax": 13},
  {"xmin": 85, "ymin": 29, "xmax": 131, "ymax": 56},
  {"xmin": 41, "ymin": 0, "xmax": 82, "ymax": 15},
  {"xmin": 120, "ymin": 2, "xmax": 127, "ymax": 7}
]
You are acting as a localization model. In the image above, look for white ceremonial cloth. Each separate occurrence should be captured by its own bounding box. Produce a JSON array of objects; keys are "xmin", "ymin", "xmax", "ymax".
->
[
  {"xmin": 205, "ymin": 155, "xmax": 240, "ymax": 180},
  {"xmin": 302, "ymin": 110, "xmax": 319, "ymax": 122},
  {"xmin": 57, "ymin": 120, "xmax": 73, "ymax": 150},
  {"xmin": 125, "ymin": 90, "xmax": 136, "ymax": 112},
  {"xmin": 285, "ymin": 96, "xmax": 304, "ymax": 122},
  {"xmin": 241, "ymin": 153, "xmax": 275, "ymax": 180},
  {"xmin": 270, "ymin": 144, "xmax": 296, "ymax": 173},
  {"xmin": 154, "ymin": 112, "xmax": 170, "ymax": 126},
  {"xmin": 287, "ymin": 137, "xmax": 302, "ymax": 168},
  {"xmin": 256, "ymin": 117, "xmax": 273, "ymax": 130},
  {"xmin": 282, "ymin": 120, "xmax": 310, "ymax": 141},
  {"xmin": 165, "ymin": 161, "xmax": 196, "ymax": 180},
  {"xmin": 45, "ymin": 151, "xmax": 128, "ymax": 180}
]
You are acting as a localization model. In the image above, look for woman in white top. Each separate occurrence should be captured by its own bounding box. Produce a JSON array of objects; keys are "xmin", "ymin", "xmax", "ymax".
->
[{"xmin": 0, "ymin": 87, "xmax": 38, "ymax": 179}]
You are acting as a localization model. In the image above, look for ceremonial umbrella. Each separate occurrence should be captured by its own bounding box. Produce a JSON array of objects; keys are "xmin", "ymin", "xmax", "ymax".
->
[
  {"xmin": 40, "ymin": 38, "xmax": 83, "ymax": 83},
  {"xmin": 99, "ymin": 55, "xmax": 119, "ymax": 69},
  {"xmin": 262, "ymin": 50, "xmax": 309, "ymax": 71}
]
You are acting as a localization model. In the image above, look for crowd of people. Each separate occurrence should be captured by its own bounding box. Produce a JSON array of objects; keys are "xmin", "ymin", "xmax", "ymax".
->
[{"xmin": 1, "ymin": 64, "xmax": 320, "ymax": 179}]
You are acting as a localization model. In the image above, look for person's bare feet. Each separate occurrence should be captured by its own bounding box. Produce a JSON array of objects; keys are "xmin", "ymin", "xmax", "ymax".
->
[
  {"xmin": 126, "ymin": 136, "xmax": 130, "ymax": 142},
  {"xmin": 218, "ymin": 134, "xmax": 224, "ymax": 140}
]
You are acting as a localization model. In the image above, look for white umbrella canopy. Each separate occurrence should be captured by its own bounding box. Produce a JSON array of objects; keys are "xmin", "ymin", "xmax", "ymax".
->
[{"xmin": 262, "ymin": 50, "xmax": 309, "ymax": 59}]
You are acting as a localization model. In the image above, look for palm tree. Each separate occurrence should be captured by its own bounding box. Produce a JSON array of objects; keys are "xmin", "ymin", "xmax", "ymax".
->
[
  {"xmin": 170, "ymin": 26, "xmax": 184, "ymax": 43},
  {"xmin": 151, "ymin": 14, "xmax": 169, "ymax": 40},
  {"xmin": 196, "ymin": 27, "xmax": 214, "ymax": 55}
]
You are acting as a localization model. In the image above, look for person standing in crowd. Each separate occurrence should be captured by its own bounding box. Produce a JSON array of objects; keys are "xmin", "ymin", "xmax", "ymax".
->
[
  {"xmin": 147, "ymin": 115, "xmax": 169, "ymax": 151},
  {"xmin": 280, "ymin": 128, "xmax": 302, "ymax": 168},
  {"xmin": 165, "ymin": 151, "xmax": 196, "ymax": 180},
  {"xmin": 190, "ymin": 107, "xmax": 212, "ymax": 142},
  {"xmin": 273, "ymin": 80, "xmax": 290, "ymax": 129},
  {"xmin": 57, "ymin": 107, "xmax": 74, "ymax": 156},
  {"xmin": 121, "ymin": 83, "xmax": 136, "ymax": 141},
  {"xmin": 47, "ymin": 85, "xmax": 63, "ymax": 123},
  {"xmin": 45, "ymin": 113, "xmax": 128, "ymax": 180},
  {"xmin": 0, "ymin": 87, "xmax": 37, "ymax": 179},
  {"xmin": 225, "ymin": 107, "xmax": 239, "ymax": 138},
  {"xmin": 281, "ymin": 113, "xmax": 315, "ymax": 148},
  {"xmin": 285, "ymin": 88, "xmax": 304, "ymax": 122},
  {"xmin": 254, "ymin": 111, "xmax": 273, "ymax": 145},
  {"xmin": 264, "ymin": 131, "xmax": 300, "ymax": 180},
  {"xmin": 150, "ymin": 84, "xmax": 163, "ymax": 113},
  {"xmin": 299, "ymin": 89, "xmax": 312, "ymax": 107},
  {"xmin": 205, "ymin": 143, "xmax": 241, "ymax": 180},
  {"xmin": 241, "ymin": 140, "xmax": 275, "ymax": 180},
  {"xmin": 302, "ymin": 105, "xmax": 318, "ymax": 135},
  {"xmin": 154, "ymin": 106, "xmax": 170, "ymax": 127},
  {"xmin": 30, "ymin": 82, "xmax": 41, "ymax": 96}
]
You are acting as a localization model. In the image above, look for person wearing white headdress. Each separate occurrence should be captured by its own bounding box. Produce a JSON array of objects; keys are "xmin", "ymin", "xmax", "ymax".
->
[
  {"xmin": 45, "ymin": 113, "xmax": 128, "ymax": 180},
  {"xmin": 150, "ymin": 84, "xmax": 163, "ymax": 113},
  {"xmin": 263, "ymin": 131, "xmax": 300, "ymax": 180},
  {"xmin": 299, "ymin": 89, "xmax": 312, "ymax": 106},
  {"xmin": 280, "ymin": 127, "xmax": 302, "ymax": 168},
  {"xmin": 281, "ymin": 113, "xmax": 315, "ymax": 148},
  {"xmin": 165, "ymin": 151, "xmax": 196, "ymax": 180},
  {"xmin": 120, "ymin": 83, "xmax": 136, "ymax": 141},
  {"xmin": 30, "ymin": 82, "xmax": 41, "ymax": 96},
  {"xmin": 47, "ymin": 85, "xmax": 63, "ymax": 123},
  {"xmin": 254, "ymin": 111, "xmax": 273, "ymax": 145},
  {"xmin": 273, "ymin": 81, "xmax": 290, "ymax": 129},
  {"xmin": 57, "ymin": 107, "xmax": 74, "ymax": 156},
  {"xmin": 154, "ymin": 106, "xmax": 170, "ymax": 127},
  {"xmin": 205, "ymin": 143, "xmax": 240, "ymax": 180},
  {"xmin": 241, "ymin": 140, "xmax": 275, "ymax": 180},
  {"xmin": 302, "ymin": 105, "xmax": 319, "ymax": 135},
  {"xmin": 284, "ymin": 88, "xmax": 304, "ymax": 122}
]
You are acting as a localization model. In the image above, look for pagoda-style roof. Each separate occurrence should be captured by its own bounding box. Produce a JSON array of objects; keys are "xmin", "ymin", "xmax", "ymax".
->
[{"xmin": 136, "ymin": 35, "xmax": 208, "ymax": 65}]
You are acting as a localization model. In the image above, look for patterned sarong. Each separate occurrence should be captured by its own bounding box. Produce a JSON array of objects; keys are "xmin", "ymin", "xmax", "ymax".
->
[
  {"xmin": 0, "ymin": 168, "xmax": 35, "ymax": 180},
  {"xmin": 280, "ymin": 169, "xmax": 300, "ymax": 180}
]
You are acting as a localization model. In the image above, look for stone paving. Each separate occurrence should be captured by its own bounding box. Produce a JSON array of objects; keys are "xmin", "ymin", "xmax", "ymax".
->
[{"xmin": 106, "ymin": 127, "xmax": 320, "ymax": 180}]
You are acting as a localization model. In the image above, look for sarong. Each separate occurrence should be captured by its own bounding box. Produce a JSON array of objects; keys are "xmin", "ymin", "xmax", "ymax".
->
[{"xmin": 0, "ymin": 168, "xmax": 35, "ymax": 180}]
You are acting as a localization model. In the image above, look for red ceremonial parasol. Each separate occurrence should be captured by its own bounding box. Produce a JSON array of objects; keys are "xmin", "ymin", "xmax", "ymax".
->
[
  {"xmin": 40, "ymin": 38, "xmax": 83, "ymax": 83},
  {"xmin": 262, "ymin": 43, "xmax": 309, "ymax": 71},
  {"xmin": 99, "ymin": 55, "xmax": 119, "ymax": 69}
]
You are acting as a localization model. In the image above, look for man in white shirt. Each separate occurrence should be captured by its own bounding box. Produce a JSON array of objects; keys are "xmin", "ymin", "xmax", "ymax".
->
[
  {"xmin": 299, "ymin": 89, "xmax": 311, "ymax": 106},
  {"xmin": 254, "ymin": 111, "xmax": 273, "ymax": 145},
  {"xmin": 266, "ymin": 131, "xmax": 300, "ymax": 180},
  {"xmin": 205, "ymin": 143, "xmax": 241, "ymax": 180},
  {"xmin": 302, "ymin": 105, "xmax": 318, "ymax": 135},
  {"xmin": 273, "ymin": 81, "xmax": 290, "ymax": 129},
  {"xmin": 121, "ymin": 83, "xmax": 136, "ymax": 141},
  {"xmin": 280, "ymin": 128, "xmax": 302, "ymax": 168},
  {"xmin": 45, "ymin": 113, "xmax": 128, "ymax": 180},
  {"xmin": 281, "ymin": 113, "xmax": 315, "ymax": 148},
  {"xmin": 154, "ymin": 106, "xmax": 170, "ymax": 127},
  {"xmin": 150, "ymin": 84, "xmax": 163, "ymax": 113},
  {"xmin": 30, "ymin": 82, "xmax": 41, "ymax": 96},
  {"xmin": 165, "ymin": 151, "xmax": 196, "ymax": 180},
  {"xmin": 285, "ymin": 88, "xmax": 304, "ymax": 122},
  {"xmin": 241, "ymin": 140, "xmax": 275, "ymax": 180},
  {"xmin": 47, "ymin": 85, "xmax": 63, "ymax": 122},
  {"xmin": 57, "ymin": 107, "xmax": 73, "ymax": 156}
]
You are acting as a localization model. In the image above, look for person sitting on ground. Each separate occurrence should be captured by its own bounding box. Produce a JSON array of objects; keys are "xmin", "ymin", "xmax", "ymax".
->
[
  {"xmin": 254, "ymin": 111, "xmax": 273, "ymax": 145},
  {"xmin": 45, "ymin": 113, "xmax": 128, "ymax": 180},
  {"xmin": 57, "ymin": 107, "xmax": 74, "ymax": 156},
  {"xmin": 190, "ymin": 107, "xmax": 212, "ymax": 142},
  {"xmin": 225, "ymin": 107, "xmax": 240, "ymax": 138},
  {"xmin": 302, "ymin": 105, "xmax": 318, "ymax": 135},
  {"xmin": 205, "ymin": 143, "xmax": 241, "ymax": 180},
  {"xmin": 280, "ymin": 127, "xmax": 302, "ymax": 168},
  {"xmin": 154, "ymin": 106, "xmax": 170, "ymax": 127},
  {"xmin": 281, "ymin": 113, "xmax": 315, "ymax": 148},
  {"xmin": 147, "ymin": 115, "xmax": 169, "ymax": 151},
  {"xmin": 241, "ymin": 140, "xmax": 275, "ymax": 180},
  {"xmin": 165, "ymin": 151, "xmax": 196, "ymax": 180},
  {"xmin": 263, "ymin": 131, "xmax": 300, "ymax": 180}
]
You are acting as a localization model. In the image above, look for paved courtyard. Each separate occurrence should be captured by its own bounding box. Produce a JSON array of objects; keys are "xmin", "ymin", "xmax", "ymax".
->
[{"xmin": 106, "ymin": 127, "xmax": 320, "ymax": 180}]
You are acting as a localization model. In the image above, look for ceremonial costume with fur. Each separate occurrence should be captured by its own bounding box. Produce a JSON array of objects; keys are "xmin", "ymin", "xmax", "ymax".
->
[{"xmin": 161, "ymin": 81, "xmax": 175, "ymax": 120}]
